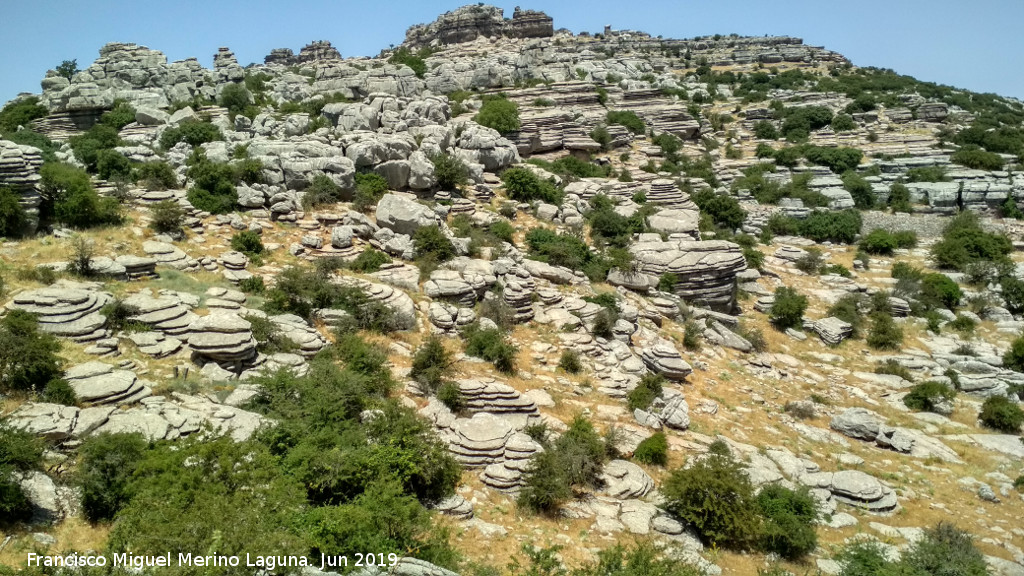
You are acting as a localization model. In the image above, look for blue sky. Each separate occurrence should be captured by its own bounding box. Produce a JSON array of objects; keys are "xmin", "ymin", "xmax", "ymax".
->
[{"xmin": 2, "ymin": 0, "xmax": 1023, "ymax": 105}]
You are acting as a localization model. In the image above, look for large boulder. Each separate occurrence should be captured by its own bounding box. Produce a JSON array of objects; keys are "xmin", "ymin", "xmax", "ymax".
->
[{"xmin": 375, "ymin": 193, "xmax": 438, "ymax": 235}]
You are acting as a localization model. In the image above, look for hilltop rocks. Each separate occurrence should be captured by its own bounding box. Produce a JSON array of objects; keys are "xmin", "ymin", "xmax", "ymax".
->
[
  {"xmin": 143, "ymin": 241, "xmax": 200, "ymax": 271},
  {"xmin": 630, "ymin": 240, "xmax": 746, "ymax": 311},
  {"xmin": 0, "ymin": 139, "xmax": 44, "ymax": 234},
  {"xmin": 403, "ymin": 4, "xmax": 553, "ymax": 48},
  {"xmin": 6, "ymin": 281, "xmax": 112, "ymax": 341}
]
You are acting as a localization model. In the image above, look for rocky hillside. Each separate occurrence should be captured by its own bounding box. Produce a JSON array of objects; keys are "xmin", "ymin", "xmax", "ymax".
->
[{"xmin": 1, "ymin": 5, "xmax": 1024, "ymax": 576}]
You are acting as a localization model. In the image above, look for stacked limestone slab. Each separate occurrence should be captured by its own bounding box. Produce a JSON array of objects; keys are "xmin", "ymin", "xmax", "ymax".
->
[
  {"xmin": 0, "ymin": 139, "xmax": 44, "ymax": 233},
  {"xmin": 6, "ymin": 281, "xmax": 112, "ymax": 342}
]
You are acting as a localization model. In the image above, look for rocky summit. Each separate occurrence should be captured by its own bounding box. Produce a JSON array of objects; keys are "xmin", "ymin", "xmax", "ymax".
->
[{"xmin": 1, "ymin": 5, "xmax": 1024, "ymax": 576}]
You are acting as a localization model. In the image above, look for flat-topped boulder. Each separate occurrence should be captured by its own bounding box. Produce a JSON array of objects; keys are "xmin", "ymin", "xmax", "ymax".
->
[
  {"xmin": 630, "ymin": 240, "xmax": 746, "ymax": 311},
  {"xmin": 65, "ymin": 361, "xmax": 153, "ymax": 405},
  {"xmin": 6, "ymin": 281, "xmax": 112, "ymax": 341},
  {"xmin": 403, "ymin": 5, "xmax": 553, "ymax": 48},
  {"xmin": 186, "ymin": 312, "xmax": 258, "ymax": 364}
]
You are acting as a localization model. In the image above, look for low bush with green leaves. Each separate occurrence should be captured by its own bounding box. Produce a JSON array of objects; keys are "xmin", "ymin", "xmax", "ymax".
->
[
  {"xmin": 558, "ymin": 349, "xmax": 583, "ymax": 374},
  {"xmin": 833, "ymin": 522, "xmax": 988, "ymax": 576},
  {"xmin": 502, "ymin": 166, "xmax": 563, "ymax": 204},
  {"xmin": 769, "ymin": 286, "xmax": 807, "ymax": 330},
  {"xmin": 40, "ymin": 162, "xmax": 121, "ymax": 228},
  {"xmin": 230, "ymin": 230, "xmax": 265, "ymax": 258},
  {"xmin": 0, "ymin": 423, "xmax": 45, "ymax": 523},
  {"xmin": 931, "ymin": 210, "xmax": 1012, "ymax": 271},
  {"xmin": 866, "ymin": 313, "xmax": 904, "ymax": 350},
  {"xmin": 518, "ymin": 416, "xmax": 610, "ymax": 514},
  {"xmin": 950, "ymin": 145, "xmax": 1004, "ymax": 170},
  {"xmin": 0, "ymin": 309, "xmax": 63, "ymax": 394},
  {"xmin": 148, "ymin": 199, "xmax": 186, "ymax": 235},
  {"xmin": 756, "ymin": 484, "xmax": 818, "ymax": 560},
  {"xmin": 0, "ymin": 187, "xmax": 28, "ymax": 238},
  {"xmin": 474, "ymin": 94, "xmax": 520, "ymax": 135},
  {"xmin": 410, "ymin": 335, "xmax": 455, "ymax": 395},
  {"xmin": 606, "ymin": 110, "xmax": 645, "ymax": 134},
  {"xmin": 347, "ymin": 248, "xmax": 391, "ymax": 273},
  {"xmin": 627, "ymin": 373, "xmax": 665, "ymax": 411},
  {"xmin": 185, "ymin": 154, "xmax": 238, "ymax": 214},
  {"xmin": 978, "ymin": 395, "xmax": 1023, "ymax": 433},
  {"xmin": 633, "ymin": 432, "xmax": 668, "ymax": 466},
  {"xmin": 903, "ymin": 381, "xmax": 956, "ymax": 413},
  {"xmin": 159, "ymin": 119, "xmax": 223, "ymax": 149},
  {"xmin": 463, "ymin": 322, "xmax": 517, "ymax": 374},
  {"xmin": 432, "ymin": 153, "xmax": 469, "ymax": 190}
]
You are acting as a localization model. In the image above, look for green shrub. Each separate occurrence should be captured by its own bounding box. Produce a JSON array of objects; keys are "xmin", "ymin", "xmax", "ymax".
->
[
  {"xmin": 238, "ymin": 276, "xmax": 265, "ymax": 294},
  {"xmin": 302, "ymin": 173, "xmax": 344, "ymax": 209},
  {"xmin": 411, "ymin": 335, "xmax": 454, "ymax": 394},
  {"xmin": 0, "ymin": 423, "xmax": 45, "ymax": 471},
  {"xmin": 606, "ymin": 110, "xmax": 645, "ymax": 134},
  {"xmin": 518, "ymin": 416, "xmax": 609, "ymax": 514},
  {"xmin": 474, "ymin": 95, "xmax": 520, "ymax": 135},
  {"xmin": 489, "ymin": 220, "xmax": 515, "ymax": 243},
  {"xmin": 463, "ymin": 322, "xmax": 517, "ymax": 374},
  {"xmin": 1004, "ymin": 335, "xmax": 1024, "ymax": 372},
  {"xmin": 827, "ymin": 294, "xmax": 866, "ymax": 338},
  {"xmin": 633, "ymin": 432, "xmax": 668, "ymax": 466},
  {"xmin": 780, "ymin": 106, "xmax": 833, "ymax": 141},
  {"xmin": 148, "ymin": 199, "xmax": 186, "ymax": 235},
  {"xmin": 78, "ymin": 432, "xmax": 149, "ymax": 522},
  {"xmin": 906, "ymin": 166, "xmax": 949, "ymax": 182},
  {"xmin": 230, "ymin": 230, "xmax": 265, "ymax": 257},
  {"xmin": 657, "ymin": 273, "xmax": 678, "ymax": 292},
  {"xmin": 388, "ymin": 47, "xmax": 428, "ymax": 78},
  {"xmin": 875, "ymin": 359, "xmax": 913, "ymax": 381},
  {"xmin": 135, "ymin": 161, "xmax": 179, "ymax": 190},
  {"xmin": 661, "ymin": 451, "xmax": 760, "ymax": 549},
  {"xmin": 893, "ymin": 230, "xmax": 918, "ymax": 248},
  {"xmin": 756, "ymin": 484, "xmax": 818, "ymax": 560},
  {"xmin": 903, "ymin": 381, "xmax": 956, "ymax": 413},
  {"xmin": 348, "ymin": 248, "xmax": 391, "ymax": 273},
  {"xmin": 950, "ymin": 145, "xmax": 1004, "ymax": 170},
  {"xmin": 159, "ymin": 119, "xmax": 223, "ymax": 149},
  {"xmin": 245, "ymin": 314, "xmax": 297, "ymax": 354},
  {"xmin": 186, "ymin": 155, "xmax": 237, "ymax": 214},
  {"xmin": 0, "ymin": 469, "xmax": 32, "ymax": 523},
  {"xmin": 754, "ymin": 120, "xmax": 779, "ymax": 140},
  {"xmin": 503, "ymin": 167, "xmax": 563, "ymax": 204},
  {"xmin": 866, "ymin": 313, "xmax": 903, "ymax": 350},
  {"xmin": 414, "ymin": 226, "xmax": 456, "ymax": 263},
  {"xmin": 682, "ymin": 319, "xmax": 702, "ymax": 351},
  {"xmin": 692, "ymin": 189, "xmax": 746, "ymax": 230},
  {"xmin": 769, "ymin": 286, "xmax": 807, "ymax": 330},
  {"xmin": 99, "ymin": 101, "xmax": 137, "ymax": 130},
  {"xmin": 332, "ymin": 333, "xmax": 391, "ymax": 383},
  {"xmin": 831, "ymin": 114, "xmax": 856, "ymax": 131},
  {"xmin": 353, "ymin": 172, "xmax": 389, "ymax": 211},
  {"xmin": 840, "ymin": 171, "xmax": 874, "ymax": 209},
  {"xmin": 931, "ymin": 211, "xmax": 1012, "ymax": 271},
  {"xmin": 859, "ymin": 229, "xmax": 898, "ymax": 254},
  {"xmin": 558, "ymin": 349, "xmax": 583, "ymax": 374},
  {"xmin": 0, "ymin": 129, "xmax": 59, "ymax": 162},
  {"xmin": 948, "ymin": 314, "xmax": 977, "ymax": 335},
  {"xmin": 219, "ymin": 83, "xmax": 252, "ymax": 118},
  {"xmin": 233, "ymin": 158, "xmax": 264, "ymax": 185},
  {"xmin": 902, "ymin": 522, "xmax": 989, "ymax": 576},
  {"xmin": 68, "ymin": 124, "xmax": 120, "ymax": 172},
  {"xmin": 802, "ymin": 145, "xmax": 864, "ymax": 173},
  {"xmin": 627, "ymin": 373, "xmax": 665, "ymax": 411},
  {"xmin": 794, "ymin": 247, "xmax": 823, "ymax": 275},
  {"xmin": 0, "ymin": 309, "xmax": 63, "ymax": 393},
  {"xmin": 40, "ymin": 162, "xmax": 121, "ymax": 227},
  {"xmin": 0, "ymin": 97, "xmax": 48, "ymax": 132},
  {"xmin": 432, "ymin": 153, "xmax": 469, "ymax": 190},
  {"xmin": 888, "ymin": 182, "xmax": 913, "ymax": 213},
  {"xmin": 525, "ymin": 227, "xmax": 591, "ymax": 270},
  {"xmin": 590, "ymin": 125, "xmax": 612, "ymax": 150},
  {"xmin": 978, "ymin": 395, "xmax": 1023, "ymax": 433},
  {"xmin": 0, "ymin": 186, "xmax": 28, "ymax": 237},
  {"xmin": 517, "ymin": 449, "xmax": 572, "ymax": 514},
  {"xmin": 96, "ymin": 149, "xmax": 133, "ymax": 181},
  {"xmin": 920, "ymin": 273, "xmax": 962, "ymax": 309}
]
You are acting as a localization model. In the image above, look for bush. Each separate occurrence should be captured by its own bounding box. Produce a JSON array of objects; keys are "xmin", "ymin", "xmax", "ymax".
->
[
  {"xmin": 692, "ymin": 189, "xmax": 746, "ymax": 230},
  {"xmin": 950, "ymin": 145, "xmax": 1004, "ymax": 170},
  {"xmin": 799, "ymin": 209, "xmax": 862, "ymax": 243},
  {"xmin": 78, "ymin": 432, "xmax": 149, "ymax": 522},
  {"xmin": 525, "ymin": 228, "xmax": 591, "ymax": 270},
  {"xmin": 906, "ymin": 166, "xmax": 949, "ymax": 183},
  {"xmin": 831, "ymin": 114, "xmax": 856, "ymax": 131},
  {"xmin": 754, "ymin": 120, "xmax": 779, "ymax": 140},
  {"xmin": 432, "ymin": 153, "xmax": 469, "ymax": 190},
  {"xmin": 0, "ymin": 186, "xmax": 28, "ymax": 237},
  {"xmin": 159, "ymin": 119, "xmax": 223, "ymax": 149},
  {"xmin": 658, "ymin": 273, "xmax": 678, "ymax": 292},
  {"xmin": 101, "ymin": 299, "xmax": 146, "ymax": 334},
  {"xmin": 756, "ymin": 484, "xmax": 818, "ymax": 560},
  {"xmin": 0, "ymin": 97, "xmax": 48, "ymax": 132},
  {"xmin": 490, "ymin": 220, "xmax": 515, "ymax": 243},
  {"xmin": 518, "ymin": 415, "xmax": 609, "ymax": 514},
  {"xmin": 238, "ymin": 276, "xmax": 265, "ymax": 294},
  {"xmin": 606, "ymin": 110, "xmax": 645, "ymax": 134},
  {"xmin": 628, "ymin": 373, "xmax": 665, "ymax": 411},
  {"xmin": 186, "ymin": 156, "xmax": 237, "ymax": 214},
  {"xmin": 0, "ymin": 420, "xmax": 44, "ymax": 521},
  {"xmin": 769, "ymin": 286, "xmax": 808, "ymax": 330},
  {"xmin": 230, "ymin": 230, "xmax": 264, "ymax": 258},
  {"xmin": 96, "ymin": 149, "xmax": 133, "ymax": 181},
  {"xmin": 841, "ymin": 171, "xmax": 874, "ymax": 209},
  {"xmin": 661, "ymin": 451, "xmax": 760, "ymax": 549},
  {"xmin": 859, "ymin": 229, "xmax": 898, "ymax": 255},
  {"xmin": 802, "ymin": 145, "xmax": 863, "ymax": 173},
  {"xmin": 828, "ymin": 294, "xmax": 867, "ymax": 338},
  {"xmin": 348, "ymin": 248, "xmax": 391, "ymax": 273},
  {"xmin": 931, "ymin": 210, "xmax": 1012, "ymax": 271},
  {"xmin": 414, "ymin": 226, "xmax": 456, "ymax": 263},
  {"xmin": 302, "ymin": 173, "xmax": 344, "ymax": 209},
  {"xmin": 888, "ymin": 182, "xmax": 913, "ymax": 213},
  {"xmin": 40, "ymin": 162, "xmax": 121, "ymax": 227},
  {"xmin": 0, "ymin": 310, "xmax": 63, "ymax": 393},
  {"xmin": 503, "ymin": 167, "xmax": 563, "ymax": 204},
  {"xmin": 219, "ymin": 83, "xmax": 252, "ymax": 117},
  {"xmin": 558, "ymin": 349, "xmax": 583, "ymax": 374},
  {"xmin": 920, "ymin": 273, "xmax": 962, "ymax": 309},
  {"xmin": 148, "ymin": 199, "xmax": 186, "ymax": 235},
  {"xmin": 590, "ymin": 125, "xmax": 612, "ymax": 150},
  {"xmin": 901, "ymin": 522, "xmax": 989, "ymax": 576},
  {"xmin": 352, "ymin": 172, "xmax": 388, "ymax": 211},
  {"xmin": 517, "ymin": 449, "xmax": 572, "ymax": 514},
  {"xmin": 633, "ymin": 432, "xmax": 668, "ymax": 466},
  {"xmin": 474, "ymin": 95, "xmax": 520, "ymax": 135},
  {"xmin": 411, "ymin": 336, "xmax": 454, "ymax": 394},
  {"xmin": 0, "ymin": 470, "xmax": 32, "ymax": 523},
  {"xmin": 388, "ymin": 47, "xmax": 428, "ymax": 78},
  {"xmin": 866, "ymin": 313, "xmax": 903, "ymax": 350},
  {"xmin": 794, "ymin": 247, "xmax": 823, "ymax": 275},
  {"xmin": 135, "ymin": 161, "xmax": 178, "ymax": 190},
  {"xmin": 979, "ymin": 395, "xmax": 1024, "ymax": 433},
  {"xmin": 904, "ymin": 381, "xmax": 956, "ymax": 413},
  {"xmin": 1004, "ymin": 335, "xmax": 1024, "ymax": 372},
  {"xmin": 463, "ymin": 322, "xmax": 517, "ymax": 374},
  {"xmin": 682, "ymin": 319, "xmax": 702, "ymax": 351}
]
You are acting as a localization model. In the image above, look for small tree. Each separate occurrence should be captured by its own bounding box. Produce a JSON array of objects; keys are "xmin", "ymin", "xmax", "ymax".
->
[
  {"xmin": 769, "ymin": 286, "xmax": 807, "ymax": 330},
  {"xmin": 410, "ymin": 336, "xmax": 455, "ymax": 395},
  {"xmin": 0, "ymin": 187, "xmax": 28, "ymax": 238},
  {"xmin": 633, "ymin": 432, "xmax": 668, "ymax": 466},
  {"xmin": 56, "ymin": 59, "xmax": 79, "ymax": 80},
  {"xmin": 473, "ymin": 95, "xmax": 520, "ymax": 135},
  {"xmin": 0, "ymin": 310, "xmax": 63, "ymax": 393},
  {"xmin": 79, "ymin": 432, "xmax": 149, "ymax": 522},
  {"xmin": 149, "ymin": 200, "xmax": 186, "ymax": 235},
  {"xmin": 866, "ymin": 313, "xmax": 903, "ymax": 350},
  {"xmin": 432, "ymin": 153, "xmax": 469, "ymax": 191}
]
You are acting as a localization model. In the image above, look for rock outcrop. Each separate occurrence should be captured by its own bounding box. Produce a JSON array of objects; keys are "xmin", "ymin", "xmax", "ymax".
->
[{"xmin": 404, "ymin": 5, "xmax": 553, "ymax": 48}]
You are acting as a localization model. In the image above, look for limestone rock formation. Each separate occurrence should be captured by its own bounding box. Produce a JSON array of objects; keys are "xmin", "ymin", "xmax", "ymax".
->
[{"xmin": 404, "ymin": 5, "xmax": 553, "ymax": 48}]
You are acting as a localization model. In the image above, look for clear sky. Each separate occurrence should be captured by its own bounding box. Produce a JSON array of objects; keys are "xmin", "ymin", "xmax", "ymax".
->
[{"xmin": 2, "ymin": 0, "xmax": 1022, "ymax": 105}]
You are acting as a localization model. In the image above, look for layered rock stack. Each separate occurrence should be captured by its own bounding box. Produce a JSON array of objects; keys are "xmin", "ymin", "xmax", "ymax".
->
[
  {"xmin": 297, "ymin": 41, "xmax": 342, "ymax": 63},
  {"xmin": 334, "ymin": 277, "xmax": 418, "ymax": 330},
  {"xmin": 123, "ymin": 290, "xmax": 199, "ymax": 336},
  {"xmin": 456, "ymin": 378, "xmax": 541, "ymax": 427},
  {"xmin": 403, "ymin": 5, "xmax": 553, "ymax": 48},
  {"xmin": 640, "ymin": 339, "xmax": 692, "ymax": 380},
  {"xmin": 6, "ymin": 281, "xmax": 112, "ymax": 342},
  {"xmin": 64, "ymin": 361, "xmax": 153, "ymax": 406},
  {"xmin": 799, "ymin": 470, "xmax": 899, "ymax": 514},
  {"xmin": 116, "ymin": 255, "xmax": 158, "ymax": 280},
  {"xmin": 480, "ymin": 431, "xmax": 543, "ymax": 491},
  {"xmin": 807, "ymin": 317, "xmax": 854, "ymax": 346},
  {"xmin": 630, "ymin": 239, "xmax": 747, "ymax": 311},
  {"xmin": 502, "ymin": 267, "xmax": 536, "ymax": 323},
  {"xmin": 186, "ymin": 312, "xmax": 258, "ymax": 365},
  {"xmin": 0, "ymin": 139, "xmax": 44, "ymax": 234},
  {"xmin": 645, "ymin": 179, "xmax": 697, "ymax": 210},
  {"xmin": 142, "ymin": 241, "xmax": 200, "ymax": 271}
]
